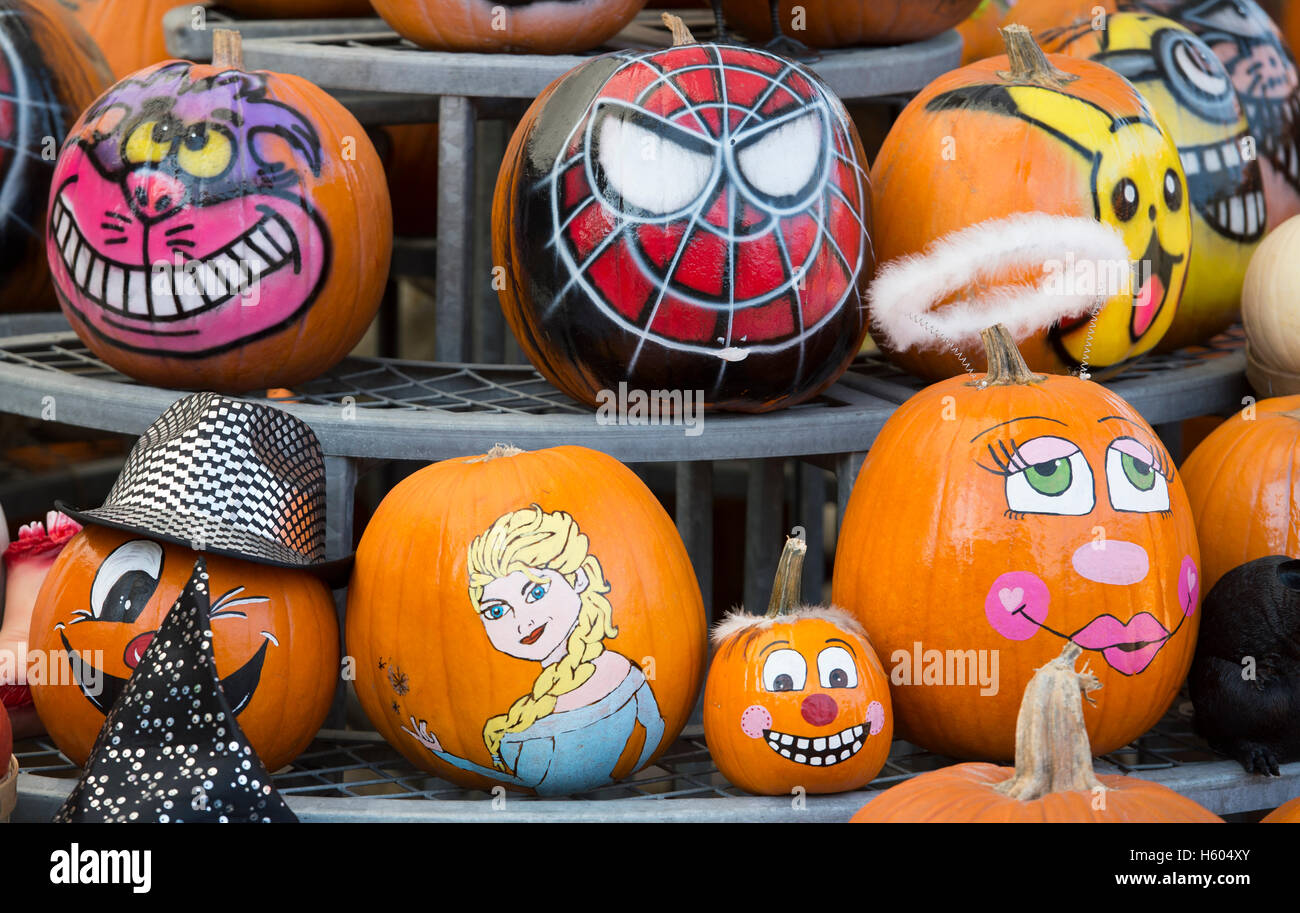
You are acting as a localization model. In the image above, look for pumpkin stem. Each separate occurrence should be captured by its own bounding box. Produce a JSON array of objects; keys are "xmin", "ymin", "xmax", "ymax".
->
[
  {"xmin": 465, "ymin": 443, "xmax": 524, "ymax": 463},
  {"xmin": 212, "ymin": 29, "xmax": 244, "ymax": 69},
  {"xmin": 997, "ymin": 24, "xmax": 1078, "ymax": 88},
  {"xmin": 993, "ymin": 642, "xmax": 1106, "ymax": 802},
  {"xmin": 979, "ymin": 324, "xmax": 1046, "ymax": 387},
  {"xmin": 765, "ymin": 536, "xmax": 807, "ymax": 617},
  {"xmin": 662, "ymin": 12, "xmax": 698, "ymax": 46}
]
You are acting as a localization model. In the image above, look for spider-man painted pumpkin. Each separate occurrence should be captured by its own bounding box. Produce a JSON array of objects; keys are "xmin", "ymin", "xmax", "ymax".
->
[
  {"xmin": 493, "ymin": 30, "xmax": 874, "ymax": 413},
  {"xmin": 45, "ymin": 31, "xmax": 392, "ymax": 392}
]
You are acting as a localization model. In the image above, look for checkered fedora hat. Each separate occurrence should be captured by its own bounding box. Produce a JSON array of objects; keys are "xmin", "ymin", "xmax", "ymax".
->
[{"xmin": 58, "ymin": 392, "xmax": 351, "ymax": 584}]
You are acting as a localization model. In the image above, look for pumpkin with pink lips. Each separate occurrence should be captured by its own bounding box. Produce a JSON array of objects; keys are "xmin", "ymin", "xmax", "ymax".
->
[
  {"xmin": 46, "ymin": 30, "xmax": 392, "ymax": 392},
  {"xmin": 833, "ymin": 324, "xmax": 1201, "ymax": 761}
]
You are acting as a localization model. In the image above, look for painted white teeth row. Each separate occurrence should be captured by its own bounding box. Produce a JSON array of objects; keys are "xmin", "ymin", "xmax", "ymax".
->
[{"xmin": 764, "ymin": 723, "xmax": 867, "ymax": 766}]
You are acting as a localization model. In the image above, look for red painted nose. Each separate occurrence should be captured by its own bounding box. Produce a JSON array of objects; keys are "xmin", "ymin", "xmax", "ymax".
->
[
  {"xmin": 126, "ymin": 170, "xmax": 186, "ymax": 221},
  {"xmin": 800, "ymin": 692, "xmax": 838, "ymax": 727},
  {"xmin": 123, "ymin": 631, "xmax": 156, "ymax": 670}
]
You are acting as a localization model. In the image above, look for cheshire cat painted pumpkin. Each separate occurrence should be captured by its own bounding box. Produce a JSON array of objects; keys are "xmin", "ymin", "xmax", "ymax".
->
[
  {"xmin": 46, "ymin": 30, "xmax": 392, "ymax": 392},
  {"xmin": 851, "ymin": 643, "xmax": 1223, "ymax": 822},
  {"xmin": 370, "ymin": 0, "xmax": 647, "ymax": 53},
  {"xmin": 1042, "ymin": 13, "xmax": 1263, "ymax": 351},
  {"xmin": 832, "ymin": 325, "xmax": 1201, "ymax": 760},
  {"xmin": 347, "ymin": 444, "xmax": 707, "ymax": 796},
  {"xmin": 704, "ymin": 536, "xmax": 891, "ymax": 795},
  {"xmin": 722, "ymin": 0, "xmax": 983, "ymax": 48},
  {"xmin": 493, "ymin": 18, "xmax": 873, "ymax": 412},
  {"xmin": 869, "ymin": 25, "xmax": 1190, "ymax": 380},
  {"xmin": 59, "ymin": 0, "xmax": 173, "ymax": 79},
  {"xmin": 29, "ymin": 524, "xmax": 340, "ymax": 770},
  {"xmin": 0, "ymin": 0, "xmax": 110, "ymax": 312}
]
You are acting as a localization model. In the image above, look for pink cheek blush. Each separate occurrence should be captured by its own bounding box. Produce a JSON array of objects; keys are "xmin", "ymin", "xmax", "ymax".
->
[
  {"xmin": 739, "ymin": 704, "xmax": 771, "ymax": 739},
  {"xmin": 985, "ymin": 571, "xmax": 1051, "ymax": 641},
  {"xmin": 866, "ymin": 700, "xmax": 885, "ymax": 736},
  {"xmin": 1179, "ymin": 556, "xmax": 1199, "ymax": 616}
]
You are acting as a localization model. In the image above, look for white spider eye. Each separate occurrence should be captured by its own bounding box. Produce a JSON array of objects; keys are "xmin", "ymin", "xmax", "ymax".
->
[
  {"xmin": 734, "ymin": 110, "xmax": 824, "ymax": 201},
  {"xmin": 761, "ymin": 648, "xmax": 807, "ymax": 692},
  {"xmin": 90, "ymin": 539, "xmax": 163, "ymax": 623},
  {"xmin": 817, "ymin": 646, "xmax": 858, "ymax": 689},
  {"xmin": 595, "ymin": 108, "xmax": 715, "ymax": 216}
]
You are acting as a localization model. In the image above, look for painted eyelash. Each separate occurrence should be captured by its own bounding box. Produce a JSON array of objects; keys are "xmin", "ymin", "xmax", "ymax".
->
[
  {"xmin": 978, "ymin": 438, "xmax": 1028, "ymax": 477},
  {"xmin": 1003, "ymin": 509, "xmax": 1027, "ymax": 521}
]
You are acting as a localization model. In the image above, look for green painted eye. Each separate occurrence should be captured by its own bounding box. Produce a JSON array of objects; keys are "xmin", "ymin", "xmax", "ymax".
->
[
  {"xmin": 1025, "ymin": 459, "xmax": 1072, "ymax": 496},
  {"xmin": 1121, "ymin": 453, "xmax": 1156, "ymax": 491}
]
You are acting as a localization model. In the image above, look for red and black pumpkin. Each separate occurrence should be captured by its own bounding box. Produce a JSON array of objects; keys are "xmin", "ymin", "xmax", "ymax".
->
[
  {"xmin": 370, "ymin": 0, "xmax": 647, "ymax": 54},
  {"xmin": 493, "ymin": 16, "xmax": 873, "ymax": 412},
  {"xmin": 45, "ymin": 30, "xmax": 392, "ymax": 392},
  {"xmin": 0, "ymin": 0, "xmax": 110, "ymax": 312}
]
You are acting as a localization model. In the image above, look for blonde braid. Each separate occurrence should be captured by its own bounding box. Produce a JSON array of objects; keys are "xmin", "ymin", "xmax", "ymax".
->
[{"xmin": 467, "ymin": 506, "xmax": 617, "ymax": 772}]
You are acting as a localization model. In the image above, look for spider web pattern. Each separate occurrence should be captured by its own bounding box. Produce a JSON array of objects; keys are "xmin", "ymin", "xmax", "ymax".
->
[{"xmin": 541, "ymin": 44, "xmax": 868, "ymax": 388}]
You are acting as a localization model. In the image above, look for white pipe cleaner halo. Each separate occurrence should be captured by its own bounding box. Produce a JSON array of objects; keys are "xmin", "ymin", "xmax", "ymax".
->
[{"xmin": 868, "ymin": 213, "xmax": 1134, "ymax": 377}]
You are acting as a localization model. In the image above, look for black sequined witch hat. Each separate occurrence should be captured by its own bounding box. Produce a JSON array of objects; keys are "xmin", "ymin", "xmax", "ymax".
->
[
  {"xmin": 56, "ymin": 557, "xmax": 298, "ymax": 823},
  {"xmin": 57, "ymin": 392, "xmax": 351, "ymax": 586}
]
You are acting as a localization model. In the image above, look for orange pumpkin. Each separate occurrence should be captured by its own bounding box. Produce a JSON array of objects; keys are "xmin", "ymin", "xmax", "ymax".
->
[
  {"xmin": 46, "ymin": 30, "xmax": 392, "ymax": 393},
  {"xmin": 61, "ymin": 0, "xmax": 173, "ymax": 79},
  {"xmin": 721, "ymin": 0, "xmax": 983, "ymax": 48},
  {"xmin": 869, "ymin": 25, "xmax": 1190, "ymax": 380},
  {"xmin": 832, "ymin": 325, "xmax": 1201, "ymax": 760},
  {"xmin": 372, "ymin": 123, "xmax": 438, "ymax": 237},
  {"xmin": 29, "ymin": 525, "xmax": 340, "ymax": 770},
  {"xmin": 1262, "ymin": 796, "xmax": 1300, "ymax": 822},
  {"xmin": 346, "ymin": 444, "xmax": 706, "ymax": 796},
  {"xmin": 704, "ymin": 536, "xmax": 891, "ymax": 795},
  {"xmin": 221, "ymin": 0, "xmax": 376, "ymax": 16},
  {"xmin": 956, "ymin": 0, "xmax": 1018, "ymax": 62},
  {"xmin": 1180, "ymin": 395, "xmax": 1300, "ymax": 593},
  {"xmin": 851, "ymin": 643, "xmax": 1223, "ymax": 822},
  {"xmin": 369, "ymin": 0, "xmax": 647, "ymax": 53}
]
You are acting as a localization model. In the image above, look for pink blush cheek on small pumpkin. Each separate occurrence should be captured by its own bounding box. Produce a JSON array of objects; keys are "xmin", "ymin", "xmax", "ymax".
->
[
  {"xmin": 740, "ymin": 704, "xmax": 771, "ymax": 739},
  {"xmin": 985, "ymin": 571, "xmax": 1051, "ymax": 641},
  {"xmin": 1179, "ymin": 556, "xmax": 1199, "ymax": 616}
]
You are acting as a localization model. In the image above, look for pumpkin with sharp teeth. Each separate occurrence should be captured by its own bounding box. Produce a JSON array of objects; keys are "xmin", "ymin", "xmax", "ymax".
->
[
  {"xmin": 28, "ymin": 525, "xmax": 339, "ymax": 771},
  {"xmin": 704, "ymin": 537, "xmax": 891, "ymax": 795}
]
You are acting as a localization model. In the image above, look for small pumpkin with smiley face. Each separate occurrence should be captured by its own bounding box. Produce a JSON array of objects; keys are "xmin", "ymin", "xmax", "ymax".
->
[{"xmin": 705, "ymin": 536, "xmax": 891, "ymax": 795}]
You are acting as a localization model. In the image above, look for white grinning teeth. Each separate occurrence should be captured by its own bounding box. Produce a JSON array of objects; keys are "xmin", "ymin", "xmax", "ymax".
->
[
  {"xmin": 823, "ymin": 755, "xmax": 836, "ymax": 765},
  {"xmin": 794, "ymin": 754, "xmax": 807, "ymax": 764},
  {"xmin": 809, "ymin": 756, "xmax": 822, "ymax": 766},
  {"xmin": 852, "ymin": 741, "xmax": 862, "ymax": 752},
  {"xmin": 55, "ymin": 208, "xmax": 72, "ymax": 245},
  {"xmin": 62, "ymin": 229, "xmax": 79, "ymax": 264},
  {"xmin": 854, "ymin": 726, "xmax": 864, "ymax": 738},
  {"xmin": 73, "ymin": 246, "xmax": 91, "ymax": 286},
  {"xmin": 150, "ymin": 270, "xmax": 178, "ymax": 317},
  {"xmin": 840, "ymin": 749, "xmax": 851, "ymax": 761},
  {"xmin": 828, "ymin": 733, "xmax": 841, "ymax": 749},
  {"xmin": 1222, "ymin": 139, "xmax": 1241, "ymax": 168},
  {"xmin": 104, "ymin": 266, "xmax": 125, "ymax": 309},
  {"xmin": 796, "ymin": 739, "xmax": 809, "ymax": 750},
  {"xmin": 780, "ymin": 734, "xmax": 793, "ymax": 746},
  {"xmin": 1229, "ymin": 196, "xmax": 1245, "ymax": 235},
  {"xmin": 780, "ymin": 749, "xmax": 791, "ymax": 758},
  {"xmin": 262, "ymin": 218, "xmax": 293, "ymax": 258},
  {"xmin": 1203, "ymin": 146, "xmax": 1222, "ymax": 172},
  {"xmin": 229, "ymin": 240, "xmax": 269, "ymax": 277},
  {"xmin": 208, "ymin": 254, "xmax": 247, "ymax": 293},
  {"xmin": 762, "ymin": 722, "xmax": 873, "ymax": 765},
  {"xmin": 126, "ymin": 271, "xmax": 147, "ymax": 315},
  {"xmin": 1180, "ymin": 151, "xmax": 1200, "ymax": 175},
  {"xmin": 87, "ymin": 258, "xmax": 105, "ymax": 301},
  {"xmin": 813, "ymin": 738, "xmax": 826, "ymax": 751}
]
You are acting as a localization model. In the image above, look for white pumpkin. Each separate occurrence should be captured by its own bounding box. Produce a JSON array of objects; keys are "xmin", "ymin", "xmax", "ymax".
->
[{"xmin": 1243, "ymin": 215, "xmax": 1300, "ymax": 385}]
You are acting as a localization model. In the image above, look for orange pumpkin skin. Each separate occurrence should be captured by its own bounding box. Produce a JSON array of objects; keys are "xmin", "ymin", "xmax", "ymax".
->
[
  {"xmin": 832, "ymin": 333, "xmax": 1201, "ymax": 760},
  {"xmin": 29, "ymin": 526, "xmax": 339, "ymax": 771},
  {"xmin": 704, "ymin": 612, "xmax": 892, "ymax": 795},
  {"xmin": 1262, "ymin": 796, "xmax": 1300, "ymax": 822},
  {"xmin": 850, "ymin": 763, "xmax": 1222, "ymax": 822},
  {"xmin": 722, "ymin": 0, "xmax": 982, "ymax": 48},
  {"xmin": 221, "ymin": 0, "xmax": 376, "ymax": 16},
  {"xmin": 346, "ymin": 445, "xmax": 706, "ymax": 795},
  {"xmin": 61, "ymin": 0, "xmax": 173, "ymax": 79},
  {"xmin": 373, "ymin": 123, "xmax": 438, "ymax": 237},
  {"xmin": 956, "ymin": 0, "xmax": 1017, "ymax": 63},
  {"xmin": 47, "ymin": 52, "xmax": 393, "ymax": 393},
  {"xmin": 369, "ymin": 0, "xmax": 648, "ymax": 54},
  {"xmin": 1180, "ymin": 396, "xmax": 1300, "ymax": 594},
  {"xmin": 870, "ymin": 39, "xmax": 1189, "ymax": 379}
]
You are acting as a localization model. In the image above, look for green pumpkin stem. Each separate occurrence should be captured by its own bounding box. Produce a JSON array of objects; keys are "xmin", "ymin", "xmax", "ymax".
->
[
  {"xmin": 212, "ymin": 29, "xmax": 244, "ymax": 69},
  {"xmin": 997, "ymin": 24, "xmax": 1078, "ymax": 89},
  {"xmin": 765, "ymin": 536, "xmax": 807, "ymax": 618},
  {"xmin": 980, "ymin": 324, "xmax": 1046, "ymax": 386},
  {"xmin": 994, "ymin": 642, "xmax": 1106, "ymax": 801},
  {"xmin": 662, "ymin": 12, "xmax": 698, "ymax": 46}
]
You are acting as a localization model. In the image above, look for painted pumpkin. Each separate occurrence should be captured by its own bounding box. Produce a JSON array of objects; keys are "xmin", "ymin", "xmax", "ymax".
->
[
  {"xmin": 721, "ymin": 0, "xmax": 983, "ymax": 48},
  {"xmin": 29, "ymin": 524, "xmax": 340, "ymax": 770},
  {"xmin": 347, "ymin": 444, "xmax": 707, "ymax": 796},
  {"xmin": 221, "ymin": 0, "xmax": 376, "ymax": 16},
  {"xmin": 832, "ymin": 325, "xmax": 1201, "ymax": 760},
  {"xmin": 0, "ymin": 0, "xmax": 110, "ymax": 312},
  {"xmin": 493, "ymin": 19, "xmax": 873, "ymax": 412},
  {"xmin": 870, "ymin": 25, "xmax": 1190, "ymax": 381},
  {"xmin": 1262, "ymin": 796, "xmax": 1300, "ymax": 822},
  {"xmin": 46, "ymin": 30, "xmax": 392, "ymax": 392},
  {"xmin": 957, "ymin": 0, "xmax": 1019, "ymax": 63},
  {"xmin": 1179, "ymin": 395, "xmax": 1300, "ymax": 593},
  {"xmin": 704, "ymin": 536, "xmax": 891, "ymax": 795},
  {"xmin": 851, "ymin": 643, "xmax": 1223, "ymax": 822},
  {"xmin": 370, "ymin": 0, "xmax": 647, "ymax": 54},
  {"xmin": 1042, "ymin": 13, "xmax": 1262, "ymax": 351},
  {"xmin": 59, "ymin": 0, "xmax": 173, "ymax": 80}
]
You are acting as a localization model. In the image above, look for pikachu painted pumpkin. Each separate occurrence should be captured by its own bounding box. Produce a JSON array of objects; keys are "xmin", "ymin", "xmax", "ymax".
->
[
  {"xmin": 347, "ymin": 445, "xmax": 707, "ymax": 797},
  {"xmin": 832, "ymin": 326, "xmax": 1201, "ymax": 760},
  {"xmin": 704, "ymin": 538, "xmax": 891, "ymax": 795},
  {"xmin": 29, "ymin": 525, "xmax": 340, "ymax": 770},
  {"xmin": 869, "ymin": 26, "xmax": 1190, "ymax": 380},
  {"xmin": 1043, "ymin": 13, "xmax": 1263, "ymax": 351}
]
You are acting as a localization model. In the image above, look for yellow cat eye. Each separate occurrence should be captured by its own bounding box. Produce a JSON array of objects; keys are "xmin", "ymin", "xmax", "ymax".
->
[
  {"xmin": 176, "ymin": 123, "xmax": 233, "ymax": 179},
  {"xmin": 123, "ymin": 120, "xmax": 174, "ymax": 164}
]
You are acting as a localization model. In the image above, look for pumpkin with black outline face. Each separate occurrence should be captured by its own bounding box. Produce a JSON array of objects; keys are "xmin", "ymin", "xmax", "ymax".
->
[
  {"xmin": 0, "ymin": 0, "xmax": 110, "ymax": 312},
  {"xmin": 29, "ymin": 526, "xmax": 339, "ymax": 771},
  {"xmin": 1043, "ymin": 13, "xmax": 1263, "ymax": 351},
  {"xmin": 494, "ymin": 33, "xmax": 873, "ymax": 412},
  {"xmin": 870, "ymin": 25, "xmax": 1190, "ymax": 380},
  {"xmin": 46, "ymin": 35, "xmax": 392, "ymax": 392},
  {"xmin": 370, "ymin": 0, "xmax": 647, "ymax": 54}
]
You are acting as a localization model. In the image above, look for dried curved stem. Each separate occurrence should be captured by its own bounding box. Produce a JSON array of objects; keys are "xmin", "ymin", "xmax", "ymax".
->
[
  {"xmin": 996, "ymin": 24, "xmax": 1078, "ymax": 88},
  {"xmin": 765, "ymin": 536, "xmax": 807, "ymax": 617},
  {"xmin": 980, "ymin": 324, "xmax": 1046, "ymax": 386}
]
